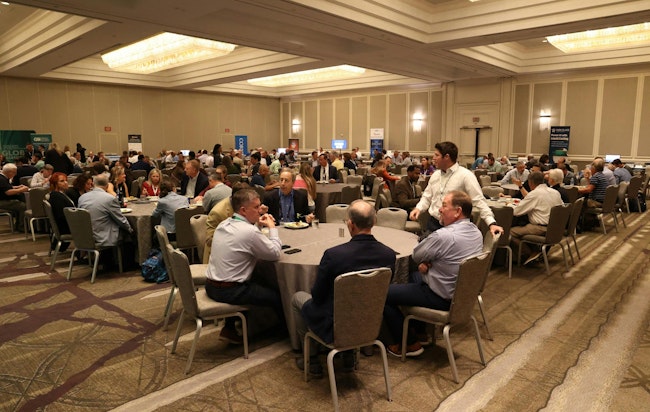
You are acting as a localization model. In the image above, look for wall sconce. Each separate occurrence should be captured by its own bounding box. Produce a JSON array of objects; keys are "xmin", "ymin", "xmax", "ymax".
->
[
  {"xmin": 412, "ymin": 113, "xmax": 424, "ymax": 133},
  {"xmin": 292, "ymin": 119, "xmax": 301, "ymax": 134},
  {"xmin": 539, "ymin": 111, "xmax": 551, "ymax": 131}
]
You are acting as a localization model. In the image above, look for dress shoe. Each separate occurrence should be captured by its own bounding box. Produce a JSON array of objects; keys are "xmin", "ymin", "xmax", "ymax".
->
[
  {"xmin": 218, "ymin": 326, "xmax": 243, "ymax": 345},
  {"xmin": 524, "ymin": 252, "xmax": 542, "ymax": 266},
  {"xmin": 295, "ymin": 357, "xmax": 323, "ymax": 378}
]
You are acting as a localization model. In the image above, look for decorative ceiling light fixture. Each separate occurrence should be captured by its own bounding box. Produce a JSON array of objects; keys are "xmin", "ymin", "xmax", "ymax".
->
[
  {"xmin": 247, "ymin": 65, "xmax": 366, "ymax": 87},
  {"xmin": 101, "ymin": 33, "xmax": 236, "ymax": 74},
  {"xmin": 546, "ymin": 22, "xmax": 650, "ymax": 53}
]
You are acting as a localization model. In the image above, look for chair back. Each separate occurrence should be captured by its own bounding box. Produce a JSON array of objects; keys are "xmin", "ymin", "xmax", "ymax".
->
[
  {"xmin": 600, "ymin": 185, "xmax": 620, "ymax": 213},
  {"xmin": 338, "ymin": 168, "xmax": 348, "ymax": 183},
  {"xmin": 543, "ymin": 204, "xmax": 573, "ymax": 244},
  {"xmin": 482, "ymin": 186, "xmax": 503, "ymax": 199},
  {"xmin": 617, "ymin": 181, "xmax": 629, "ymax": 205},
  {"xmin": 332, "ymin": 267, "xmax": 392, "ymax": 348},
  {"xmin": 370, "ymin": 177, "xmax": 383, "ymax": 200},
  {"xmin": 168, "ymin": 245, "xmax": 200, "ymax": 319},
  {"xmin": 490, "ymin": 206, "xmax": 513, "ymax": 247},
  {"xmin": 325, "ymin": 204, "xmax": 349, "ymax": 223},
  {"xmin": 418, "ymin": 175, "xmax": 431, "ymax": 191},
  {"xmin": 63, "ymin": 208, "xmax": 96, "ymax": 250},
  {"xmin": 20, "ymin": 176, "xmax": 32, "ymax": 186},
  {"xmin": 566, "ymin": 197, "xmax": 584, "ymax": 234},
  {"xmin": 154, "ymin": 225, "xmax": 176, "ymax": 285},
  {"xmin": 382, "ymin": 187, "xmax": 393, "ymax": 205},
  {"xmin": 253, "ymin": 185, "xmax": 266, "ymax": 199},
  {"xmin": 448, "ymin": 252, "xmax": 491, "ymax": 326},
  {"xmin": 28, "ymin": 187, "xmax": 49, "ymax": 217},
  {"xmin": 627, "ymin": 175, "xmax": 643, "ymax": 199},
  {"xmin": 132, "ymin": 170, "xmax": 147, "ymax": 179},
  {"xmin": 565, "ymin": 186, "xmax": 579, "ymax": 204},
  {"xmin": 130, "ymin": 176, "xmax": 145, "ymax": 198},
  {"xmin": 340, "ymin": 185, "xmax": 361, "ymax": 204},
  {"xmin": 479, "ymin": 175, "xmax": 491, "ymax": 187},
  {"xmin": 174, "ymin": 206, "xmax": 205, "ymax": 249},
  {"xmin": 375, "ymin": 193, "xmax": 389, "ymax": 210},
  {"xmin": 376, "ymin": 207, "xmax": 407, "ymax": 230},
  {"xmin": 346, "ymin": 175, "xmax": 363, "ymax": 186},
  {"xmin": 43, "ymin": 199, "xmax": 62, "ymax": 240},
  {"xmin": 189, "ymin": 214, "xmax": 208, "ymax": 262}
]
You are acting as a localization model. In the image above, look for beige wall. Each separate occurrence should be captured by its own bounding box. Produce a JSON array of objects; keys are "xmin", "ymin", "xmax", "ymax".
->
[{"xmin": 0, "ymin": 77, "xmax": 280, "ymax": 156}]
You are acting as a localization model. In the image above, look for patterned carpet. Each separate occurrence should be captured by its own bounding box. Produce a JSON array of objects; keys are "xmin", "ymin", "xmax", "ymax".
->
[{"xmin": 1, "ymin": 210, "xmax": 649, "ymax": 411}]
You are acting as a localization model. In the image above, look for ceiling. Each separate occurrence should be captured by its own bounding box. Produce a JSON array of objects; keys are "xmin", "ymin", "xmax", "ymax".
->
[{"xmin": 1, "ymin": 0, "xmax": 650, "ymax": 98}]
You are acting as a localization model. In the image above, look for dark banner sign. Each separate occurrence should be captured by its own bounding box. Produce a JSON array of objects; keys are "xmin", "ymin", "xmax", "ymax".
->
[{"xmin": 549, "ymin": 126, "xmax": 570, "ymax": 163}]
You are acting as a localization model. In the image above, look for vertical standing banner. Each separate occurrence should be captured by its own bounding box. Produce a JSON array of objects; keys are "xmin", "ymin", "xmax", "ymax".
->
[
  {"xmin": 235, "ymin": 135, "xmax": 248, "ymax": 156},
  {"xmin": 370, "ymin": 128, "xmax": 384, "ymax": 156},
  {"xmin": 548, "ymin": 126, "xmax": 570, "ymax": 163},
  {"xmin": 127, "ymin": 134, "xmax": 142, "ymax": 153},
  {"xmin": 288, "ymin": 138, "xmax": 299, "ymax": 153},
  {"xmin": 0, "ymin": 130, "xmax": 35, "ymax": 162}
]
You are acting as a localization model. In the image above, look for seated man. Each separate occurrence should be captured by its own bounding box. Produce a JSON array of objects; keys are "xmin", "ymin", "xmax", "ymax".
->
[
  {"xmin": 555, "ymin": 157, "xmax": 576, "ymax": 185},
  {"xmin": 516, "ymin": 163, "xmax": 542, "ymax": 199},
  {"xmin": 548, "ymin": 168, "xmax": 570, "ymax": 203},
  {"xmin": 291, "ymin": 200, "xmax": 396, "ymax": 377},
  {"xmin": 313, "ymin": 154, "xmax": 339, "ymax": 183},
  {"xmin": 579, "ymin": 159, "xmax": 609, "ymax": 209},
  {"xmin": 485, "ymin": 155, "xmax": 504, "ymax": 175},
  {"xmin": 78, "ymin": 175, "xmax": 134, "ymax": 267},
  {"xmin": 391, "ymin": 165, "xmax": 421, "ymax": 212},
  {"xmin": 0, "ymin": 163, "xmax": 29, "ymax": 232},
  {"xmin": 29, "ymin": 164, "xmax": 53, "ymax": 188},
  {"xmin": 205, "ymin": 188, "xmax": 284, "ymax": 344},
  {"xmin": 199, "ymin": 170, "xmax": 232, "ymax": 212},
  {"xmin": 13, "ymin": 157, "xmax": 38, "ymax": 186},
  {"xmin": 500, "ymin": 161, "xmax": 529, "ymax": 187},
  {"xmin": 251, "ymin": 164, "xmax": 280, "ymax": 191},
  {"xmin": 151, "ymin": 179, "xmax": 190, "ymax": 241},
  {"xmin": 264, "ymin": 169, "xmax": 312, "ymax": 224},
  {"xmin": 180, "ymin": 159, "xmax": 208, "ymax": 199},
  {"xmin": 510, "ymin": 171, "xmax": 563, "ymax": 264},
  {"xmin": 384, "ymin": 191, "xmax": 483, "ymax": 357},
  {"xmin": 611, "ymin": 159, "xmax": 632, "ymax": 184}
]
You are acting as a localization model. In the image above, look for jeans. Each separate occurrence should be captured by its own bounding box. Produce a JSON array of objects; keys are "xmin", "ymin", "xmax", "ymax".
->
[{"xmin": 383, "ymin": 271, "xmax": 450, "ymax": 345}]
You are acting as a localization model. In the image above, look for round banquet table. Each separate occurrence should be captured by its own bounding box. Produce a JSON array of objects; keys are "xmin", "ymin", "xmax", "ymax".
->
[
  {"xmin": 122, "ymin": 200, "xmax": 159, "ymax": 264},
  {"xmin": 314, "ymin": 183, "xmax": 360, "ymax": 222},
  {"xmin": 269, "ymin": 222, "xmax": 419, "ymax": 350}
]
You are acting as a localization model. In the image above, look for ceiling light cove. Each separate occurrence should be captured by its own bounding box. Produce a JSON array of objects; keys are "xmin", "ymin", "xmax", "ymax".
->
[
  {"xmin": 247, "ymin": 65, "xmax": 366, "ymax": 87},
  {"xmin": 101, "ymin": 33, "xmax": 237, "ymax": 74},
  {"xmin": 546, "ymin": 22, "xmax": 650, "ymax": 53}
]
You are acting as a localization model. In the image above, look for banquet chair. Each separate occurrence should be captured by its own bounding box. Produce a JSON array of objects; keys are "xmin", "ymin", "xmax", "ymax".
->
[
  {"xmin": 304, "ymin": 267, "xmax": 393, "ymax": 411},
  {"xmin": 0, "ymin": 209, "xmax": 15, "ymax": 233},
  {"xmin": 253, "ymin": 185, "xmax": 266, "ymax": 200},
  {"xmin": 400, "ymin": 252, "xmax": 491, "ymax": 383},
  {"xmin": 375, "ymin": 193, "xmax": 389, "ymax": 210},
  {"xmin": 130, "ymin": 176, "xmax": 145, "ymax": 199},
  {"xmin": 189, "ymin": 214, "xmax": 208, "ymax": 263},
  {"xmin": 615, "ymin": 182, "xmax": 629, "ymax": 227},
  {"xmin": 20, "ymin": 176, "xmax": 32, "ymax": 186},
  {"xmin": 24, "ymin": 187, "xmax": 49, "ymax": 241},
  {"xmin": 564, "ymin": 186, "xmax": 579, "ymax": 204},
  {"xmin": 227, "ymin": 174, "xmax": 241, "ymax": 185},
  {"xmin": 518, "ymin": 204, "xmax": 572, "ymax": 276},
  {"xmin": 479, "ymin": 175, "xmax": 492, "ymax": 187},
  {"xmin": 478, "ymin": 232, "xmax": 501, "ymax": 340},
  {"xmin": 346, "ymin": 175, "xmax": 363, "ymax": 186},
  {"xmin": 376, "ymin": 207, "xmax": 407, "ymax": 230},
  {"xmin": 338, "ymin": 168, "xmax": 348, "ymax": 183},
  {"xmin": 490, "ymin": 206, "xmax": 514, "ymax": 278},
  {"xmin": 340, "ymin": 185, "xmax": 361, "ymax": 204},
  {"xmin": 482, "ymin": 186, "xmax": 503, "ymax": 199},
  {"xmin": 154, "ymin": 225, "xmax": 207, "ymax": 330},
  {"xmin": 585, "ymin": 185, "xmax": 622, "ymax": 234},
  {"xmin": 131, "ymin": 170, "xmax": 147, "ymax": 180},
  {"xmin": 64, "ymin": 207, "xmax": 122, "ymax": 284},
  {"xmin": 174, "ymin": 205, "xmax": 205, "ymax": 262},
  {"xmin": 168, "ymin": 245, "xmax": 249, "ymax": 374},
  {"xmin": 625, "ymin": 175, "xmax": 643, "ymax": 213},
  {"xmin": 43, "ymin": 199, "xmax": 74, "ymax": 271},
  {"xmin": 325, "ymin": 204, "xmax": 349, "ymax": 223},
  {"xmin": 565, "ymin": 197, "xmax": 584, "ymax": 265}
]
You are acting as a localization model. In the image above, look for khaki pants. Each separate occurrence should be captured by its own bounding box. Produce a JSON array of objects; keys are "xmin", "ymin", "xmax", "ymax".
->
[{"xmin": 511, "ymin": 223, "xmax": 547, "ymax": 259}]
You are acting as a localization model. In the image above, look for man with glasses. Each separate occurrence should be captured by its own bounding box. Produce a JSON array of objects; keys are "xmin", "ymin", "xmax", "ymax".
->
[{"xmin": 263, "ymin": 169, "xmax": 313, "ymax": 224}]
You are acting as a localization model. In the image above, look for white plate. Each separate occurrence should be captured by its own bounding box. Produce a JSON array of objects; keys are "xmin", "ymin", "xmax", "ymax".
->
[
  {"xmin": 284, "ymin": 221, "xmax": 309, "ymax": 229},
  {"xmin": 147, "ymin": 196, "xmax": 159, "ymax": 201},
  {"xmin": 120, "ymin": 208, "xmax": 133, "ymax": 213}
]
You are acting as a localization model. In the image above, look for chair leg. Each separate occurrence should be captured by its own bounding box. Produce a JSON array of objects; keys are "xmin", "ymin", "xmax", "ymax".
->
[
  {"xmin": 303, "ymin": 333, "xmax": 311, "ymax": 382},
  {"xmin": 611, "ymin": 212, "xmax": 619, "ymax": 232},
  {"xmin": 572, "ymin": 234, "xmax": 581, "ymax": 260},
  {"xmin": 541, "ymin": 245, "xmax": 551, "ymax": 276},
  {"xmin": 51, "ymin": 240, "xmax": 62, "ymax": 272},
  {"xmin": 236, "ymin": 312, "xmax": 249, "ymax": 359},
  {"xmin": 67, "ymin": 248, "xmax": 77, "ymax": 280},
  {"xmin": 162, "ymin": 286, "xmax": 178, "ymax": 330},
  {"xmin": 517, "ymin": 242, "xmax": 523, "ymax": 267},
  {"xmin": 598, "ymin": 214, "xmax": 606, "ymax": 234},
  {"xmin": 375, "ymin": 340, "xmax": 392, "ymax": 402},
  {"xmin": 171, "ymin": 310, "xmax": 185, "ymax": 354},
  {"xmin": 185, "ymin": 318, "xmax": 203, "ymax": 374},
  {"xmin": 566, "ymin": 238, "xmax": 575, "ymax": 266},
  {"xmin": 90, "ymin": 250, "xmax": 100, "ymax": 283},
  {"xmin": 116, "ymin": 247, "xmax": 123, "ymax": 273},
  {"xmin": 30, "ymin": 218, "xmax": 37, "ymax": 242},
  {"xmin": 442, "ymin": 324, "xmax": 459, "ymax": 383},
  {"xmin": 559, "ymin": 244, "xmax": 570, "ymax": 273},
  {"xmin": 326, "ymin": 349, "xmax": 340, "ymax": 412},
  {"xmin": 401, "ymin": 316, "xmax": 411, "ymax": 362},
  {"xmin": 477, "ymin": 294, "xmax": 493, "ymax": 340},
  {"xmin": 471, "ymin": 315, "xmax": 486, "ymax": 366},
  {"xmin": 505, "ymin": 246, "xmax": 513, "ymax": 278}
]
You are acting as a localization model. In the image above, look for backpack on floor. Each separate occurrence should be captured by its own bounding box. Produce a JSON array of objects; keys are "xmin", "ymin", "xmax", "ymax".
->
[{"xmin": 141, "ymin": 249, "xmax": 168, "ymax": 283}]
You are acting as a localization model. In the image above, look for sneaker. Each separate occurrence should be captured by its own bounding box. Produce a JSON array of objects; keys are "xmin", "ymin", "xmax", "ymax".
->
[
  {"xmin": 295, "ymin": 357, "xmax": 324, "ymax": 378},
  {"xmin": 387, "ymin": 342, "xmax": 424, "ymax": 358},
  {"xmin": 524, "ymin": 252, "xmax": 542, "ymax": 266},
  {"xmin": 218, "ymin": 326, "xmax": 243, "ymax": 345}
]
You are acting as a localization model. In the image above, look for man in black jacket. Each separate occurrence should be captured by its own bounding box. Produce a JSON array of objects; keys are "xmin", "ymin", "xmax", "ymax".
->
[{"xmin": 263, "ymin": 169, "xmax": 312, "ymax": 223}]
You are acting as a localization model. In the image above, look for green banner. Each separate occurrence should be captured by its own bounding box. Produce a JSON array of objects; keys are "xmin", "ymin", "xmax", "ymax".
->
[
  {"xmin": 30, "ymin": 133, "xmax": 52, "ymax": 146},
  {"xmin": 0, "ymin": 130, "xmax": 35, "ymax": 162}
]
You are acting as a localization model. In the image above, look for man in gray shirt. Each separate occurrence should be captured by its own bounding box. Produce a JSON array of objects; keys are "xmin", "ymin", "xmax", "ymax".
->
[{"xmin": 201, "ymin": 169, "xmax": 232, "ymax": 212}]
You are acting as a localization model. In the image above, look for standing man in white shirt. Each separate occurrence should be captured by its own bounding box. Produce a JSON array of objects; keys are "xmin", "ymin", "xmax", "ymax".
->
[
  {"xmin": 409, "ymin": 141, "xmax": 502, "ymax": 235},
  {"xmin": 205, "ymin": 189, "xmax": 284, "ymax": 344},
  {"xmin": 510, "ymin": 171, "xmax": 563, "ymax": 265}
]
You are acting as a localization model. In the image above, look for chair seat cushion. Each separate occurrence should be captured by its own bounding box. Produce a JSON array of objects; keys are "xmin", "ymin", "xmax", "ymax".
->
[
  {"xmin": 585, "ymin": 208, "xmax": 603, "ymax": 214},
  {"xmin": 521, "ymin": 234, "xmax": 546, "ymax": 243},
  {"xmin": 401, "ymin": 305, "xmax": 449, "ymax": 323},
  {"xmin": 195, "ymin": 289, "xmax": 249, "ymax": 318},
  {"xmin": 404, "ymin": 221, "xmax": 421, "ymax": 233},
  {"xmin": 189, "ymin": 264, "xmax": 208, "ymax": 285},
  {"xmin": 59, "ymin": 234, "xmax": 74, "ymax": 241}
]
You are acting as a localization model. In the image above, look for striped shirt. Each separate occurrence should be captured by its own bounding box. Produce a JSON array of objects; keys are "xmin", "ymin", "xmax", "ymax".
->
[{"xmin": 589, "ymin": 172, "xmax": 608, "ymax": 203}]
